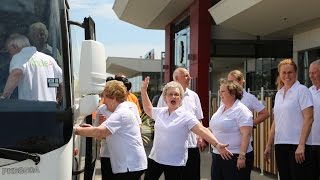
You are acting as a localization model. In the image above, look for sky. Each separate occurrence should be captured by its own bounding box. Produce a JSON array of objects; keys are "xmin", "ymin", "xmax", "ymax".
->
[{"xmin": 68, "ymin": 0, "xmax": 165, "ymax": 59}]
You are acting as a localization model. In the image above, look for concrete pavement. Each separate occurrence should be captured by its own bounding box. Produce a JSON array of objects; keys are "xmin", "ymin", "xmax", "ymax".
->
[
  {"xmin": 94, "ymin": 148, "xmax": 277, "ymax": 180},
  {"xmin": 94, "ymin": 127, "xmax": 277, "ymax": 180}
]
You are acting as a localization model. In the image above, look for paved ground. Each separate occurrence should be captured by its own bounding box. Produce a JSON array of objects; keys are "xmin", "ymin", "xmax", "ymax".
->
[
  {"xmin": 94, "ymin": 127, "xmax": 277, "ymax": 180},
  {"xmin": 94, "ymin": 148, "xmax": 277, "ymax": 180},
  {"xmin": 95, "ymin": 153, "xmax": 276, "ymax": 180}
]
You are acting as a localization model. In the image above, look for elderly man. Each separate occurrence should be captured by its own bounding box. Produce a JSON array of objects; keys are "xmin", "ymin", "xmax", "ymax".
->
[
  {"xmin": 157, "ymin": 67, "xmax": 205, "ymax": 180},
  {"xmin": 0, "ymin": 34, "xmax": 62, "ymax": 101},
  {"xmin": 309, "ymin": 59, "xmax": 320, "ymax": 180},
  {"xmin": 28, "ymin": 22, "xmax": 62, "ymax": 66}
]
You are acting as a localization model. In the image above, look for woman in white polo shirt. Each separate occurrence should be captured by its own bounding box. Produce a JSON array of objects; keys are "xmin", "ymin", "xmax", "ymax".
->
[
  {"xmin": 210, "ymin": 79, "xmax": 253, "ymax": 180},
  {"xmin": 141, "ymin": 77, "xmax": 232, "ymax": 180},
  {"xmin": 264, "ymin": 58, "xmax": 314, "ymax": 180},
  {"xmin": 75, "ymin": 80, "xmax": 147, "ymax": 180}
]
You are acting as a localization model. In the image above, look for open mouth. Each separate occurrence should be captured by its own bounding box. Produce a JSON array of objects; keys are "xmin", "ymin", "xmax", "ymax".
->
[{"xmin": 170, "ymin": 100, "xmax": 177, "ymax": 106}]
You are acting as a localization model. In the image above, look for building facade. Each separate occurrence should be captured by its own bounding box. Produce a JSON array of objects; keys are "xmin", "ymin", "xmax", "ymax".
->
[{"xmin": 113, "ymin": 0, "xmax": 320, "ymax": 127}]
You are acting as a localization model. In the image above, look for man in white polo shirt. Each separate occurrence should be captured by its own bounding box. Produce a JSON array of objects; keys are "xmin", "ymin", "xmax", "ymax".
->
[
  {"xmin": 1, "ymin": 34, "xmax": 62, "ymax": 101},
  {"xmin": 309, "ymin": 59, "xmax": 320, "ymax": 180},
  {"xmin": 157, "ymin": 67, "xmax": 205, "ymax": 180}
]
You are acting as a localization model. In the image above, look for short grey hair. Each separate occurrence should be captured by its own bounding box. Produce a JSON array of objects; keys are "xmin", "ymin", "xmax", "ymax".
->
[
  {"xmin": 310, "ymin": 59, "xmax": 320, "ymax": 69},
  {"xmin": 29, "ymin": 22, "xmax": 48, "ymax": 39},
  {"xmin": 162, "ymin": 81, "xmax": 185, "ymax": 99},
  {"xmin": 6, "ymin": 33, "xmax": 30, "ymax": 50},
  {"xmin": 173, "ymin": 67, "xmax": 187, "ymax": 81}
]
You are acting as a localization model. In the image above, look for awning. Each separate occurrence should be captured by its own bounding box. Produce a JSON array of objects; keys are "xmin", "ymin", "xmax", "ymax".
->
[
  {"xmin": 209, "ymin": 0, "xmax": 320, "ymax": 38},
  {"xmin": 106, "ymin": 57, "xmax": 161, "ymax": 78},
  {"xmin": 113, "ymin": 0, "xmax": 193, "ymax": 29}
]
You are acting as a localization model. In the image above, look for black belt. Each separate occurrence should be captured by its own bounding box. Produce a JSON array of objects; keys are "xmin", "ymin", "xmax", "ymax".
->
[{"xmin": 188, "ymin": 148, "xmax": 199, "ymax": 153}]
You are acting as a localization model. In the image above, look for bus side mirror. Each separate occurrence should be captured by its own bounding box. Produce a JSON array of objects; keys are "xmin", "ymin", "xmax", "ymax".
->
[
  {"xmin": 79, "ymin": 40, "xmax": 106, "ymax": 95},
  {"xmin": 79, "ymin": 94, "xmax": 99, "ymax": 117}
]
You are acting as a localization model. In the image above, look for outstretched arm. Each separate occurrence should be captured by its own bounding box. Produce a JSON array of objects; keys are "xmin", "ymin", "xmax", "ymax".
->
[
  {"xmin": 74, "ymin": 124, "xmax": 111, "ymax": 139},
  {"xmin": 191, "ymin": 123, "xmax": 233, "ymax": 160},
  {"xmin": 141, "ymin": 76, "xmax": 153, "ymax": 117}
]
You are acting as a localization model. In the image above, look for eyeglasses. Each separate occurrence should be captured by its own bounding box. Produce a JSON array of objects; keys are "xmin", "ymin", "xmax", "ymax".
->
[{"xmin": 166, "ymin": 93, "xmax": 180, "ymax": 97}]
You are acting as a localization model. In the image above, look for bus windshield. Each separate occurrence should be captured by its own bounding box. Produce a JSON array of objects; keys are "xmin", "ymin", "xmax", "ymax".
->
[{"xmin": 0, "ymin": 0, "xmax": 72, "ymax": 159}]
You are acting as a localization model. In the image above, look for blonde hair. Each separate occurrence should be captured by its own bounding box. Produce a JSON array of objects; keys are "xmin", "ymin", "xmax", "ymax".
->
[
  {"xmin": 228, "ymin": 70, "xmax": 245, "ymax": 84},
  {"xmin": 103, "ymin": 80, "xmax": 127, "ymax": 102},
  {"xmin": 277, "ymin": 58, "xmax": 297, "ymax": 89},
  {"xmin": 162, "ymin": 81, "xmax": 185, "ymax": 99}
]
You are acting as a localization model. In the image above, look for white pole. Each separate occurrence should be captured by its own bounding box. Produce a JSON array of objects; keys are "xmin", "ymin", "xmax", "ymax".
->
[{"xmin": 260, "ymin": 87, "xmax": 264, "ymax": 175}]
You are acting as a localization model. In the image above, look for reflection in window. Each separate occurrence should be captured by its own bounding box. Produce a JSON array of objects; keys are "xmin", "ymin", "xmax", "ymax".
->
[
  {"xmin": 0, "ymin": 0, "xmax": 65, "ymax": 109},
  {"xmin": 174, "ymin": 27, "xmax": 190, "ymax": 68},
  {"xmin": 246, "ymin": 58, "xmax": 284, "ymax": 92},
  {"xmin": 298, "ymin": 48, "xmax": 320, "ymax": 87}
]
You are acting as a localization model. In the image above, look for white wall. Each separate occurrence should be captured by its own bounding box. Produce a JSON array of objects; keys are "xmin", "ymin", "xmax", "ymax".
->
[{"xmin": 293, "ymin": 27, "xmax": 320, "ymax": 62}]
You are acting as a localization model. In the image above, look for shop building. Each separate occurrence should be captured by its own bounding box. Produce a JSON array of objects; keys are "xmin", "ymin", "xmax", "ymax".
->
[{"xmin": 113, "ymin": 0, "xmax": 320, "ymax": 127}]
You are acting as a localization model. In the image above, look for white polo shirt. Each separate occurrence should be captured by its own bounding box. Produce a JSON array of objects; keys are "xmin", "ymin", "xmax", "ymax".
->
[
  {"xmin": 102, "ymin": 101, "xmax": 147, "ymax": 173},
  {"xmin": 149, "ymin": 106, "xmax": 200, "ymax": 166},
  {"xmin": 95, "ymin": 104, "xmax": 112, "ymax": 158},
  {"xmin": 10, "ymin": 47, "xmax": 62, "ymax": 101},
  {"xmin": 241, "ymin": 90, "xmax": 265, "ymax": 113},
  {"xmin": 157, "ymin": 88, "xmax": 204, "ymax": 148},
  {"xmin": 274, "ymin": 81, "xmax": 313, "ymax": 145},
  {"xmin": 310, "ymin": 85, "xmax": 320, "ymax": 145},
  {"xmin": 209, "ymin": 100, "xmax": 253, "ymax": 154}
]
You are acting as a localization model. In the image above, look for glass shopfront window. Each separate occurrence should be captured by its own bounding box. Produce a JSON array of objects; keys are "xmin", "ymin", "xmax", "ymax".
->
[
  {"xmin": 174, "ymin": 27, "xmax": 190, "ymax": 69},
  {"xmin": 246, "ymin": 58, "xmax": 282, "ymax": 92},
  {"xmin": 298, "ymin": 47, "xmax": 320, "ymax": 87}
]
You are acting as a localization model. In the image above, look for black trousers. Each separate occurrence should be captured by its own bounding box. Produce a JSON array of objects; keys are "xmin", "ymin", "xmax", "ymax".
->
[
  {"xmin": 211, "ymin": 151, "xmax": 253, "ymax": 180},
  {"xmin": 113, "ymin": 170, "xmax": 145, "ymax": 180},
  {"xmin": 312, "ymin": 145, "xmax": 320, "ymax": 180},
  {"xmin": 182, "ymin": 148, "xmax": 201, "ymax": 180},
  {"xmin": 101, "ymin": 157, "xmax": 115, "ymax": 180},
  {"xmin": 275, "ymin": 144, "xmax": 314, "ymax": 180},
  {"xmin": 101, "ymin": 157, "xmax": 144, "ymax": 180},
  {"xmin": 144, "ymin": 158, "xmax": 185, "ymax": 180}
]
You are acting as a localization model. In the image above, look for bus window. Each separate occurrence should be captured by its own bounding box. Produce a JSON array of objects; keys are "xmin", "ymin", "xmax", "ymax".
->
[
  {"xmin": 0, "ymin": 0, "xmax": 70, "ymax": 156},
  {"xmin": 0, "ymin": 0, "xmax": 65, "ymax": 109}
]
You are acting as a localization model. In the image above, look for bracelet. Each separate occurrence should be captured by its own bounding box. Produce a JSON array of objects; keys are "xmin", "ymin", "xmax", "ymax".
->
[
  {"xmin": 237, "ymin": 156, "xmax": 246, "ymax": 160},
  {"xmin": 212, "ymin": 142, "xmax": 218, "ymax": 147}
]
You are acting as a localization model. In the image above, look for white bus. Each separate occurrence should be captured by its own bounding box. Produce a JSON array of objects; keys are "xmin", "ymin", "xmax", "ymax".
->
[{"xmin": 0, "ymin": 0, "xmax": 105, "ymax": 179}]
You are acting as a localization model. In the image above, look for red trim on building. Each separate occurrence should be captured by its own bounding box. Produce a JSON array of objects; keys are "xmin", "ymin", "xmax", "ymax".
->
[
  {"xmin": 164, "ymin": 24, "xmax": 173, "ymax": 82},
  {"xmin": 164, "ymin": 0, "xmax": 211, "ymax": 127},
  {"xmin": 189, "ymin": 0, "xmax": 211, "ymax": 127}
]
